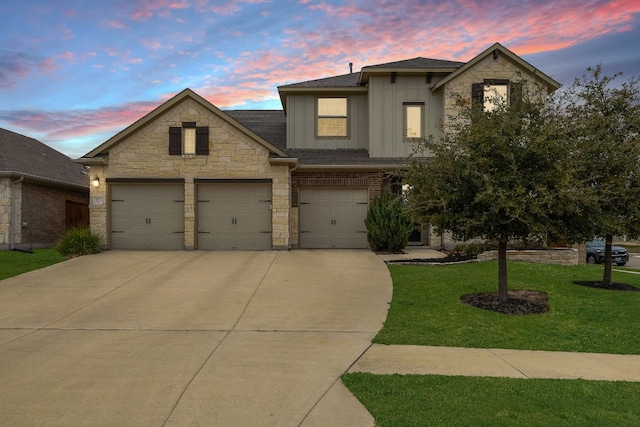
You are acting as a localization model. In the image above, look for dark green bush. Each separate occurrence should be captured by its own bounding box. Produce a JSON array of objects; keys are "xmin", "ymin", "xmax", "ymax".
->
[
  {"xmin": 56, "ymin": 227, "xmax": 101, "ymax": 257},
  {"xmin": 365, "ymin": 189, "xmax": 413, "ymax": 252},
  {"xmin": 452, "ymin": 243, "xmax": 485, "ymax": 255}
]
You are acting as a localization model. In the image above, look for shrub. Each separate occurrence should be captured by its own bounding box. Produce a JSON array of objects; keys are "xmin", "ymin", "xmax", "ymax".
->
[
  {"xmin": 452, "ymin": 243, "xmax": 485, "ymax": 256},
  {"xmin": 56, "ymin": 227, "xmax": 101, "ymax": 257},
  {"xmin": 365, "ymin": 189, "xmax": 414, "ymax": 252}
]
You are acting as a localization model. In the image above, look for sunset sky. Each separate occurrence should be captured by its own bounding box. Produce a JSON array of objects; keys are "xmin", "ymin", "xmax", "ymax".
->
[{"xmin": 1, "ymin": 0, "xmax": 639, "ymax": 158}]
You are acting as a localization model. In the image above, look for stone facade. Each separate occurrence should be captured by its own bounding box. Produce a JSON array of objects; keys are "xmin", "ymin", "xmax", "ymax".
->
[
  {"xmin": 442, "ymin": 53, "xmax": 549, "ymax": 128},
  {"xmin": 0, "ymin": 178, "xmax": 18, "ymax": 248},
  {"xmin": 90, "ymin": 97, "xmax": 291, "ymax": 250},
  {"xmin": 478, "ymin": 249, "xmax": 579, "ymax": 266}
]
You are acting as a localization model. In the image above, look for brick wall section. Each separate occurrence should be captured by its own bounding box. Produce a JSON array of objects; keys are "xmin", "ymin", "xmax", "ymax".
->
[
  {"xmin": 291, "ymin": 171, "xmax": 387, "ymax": 207},
  {"xmin": 20, "ymin": 182, "xmax": 88, "ymax": 247}
]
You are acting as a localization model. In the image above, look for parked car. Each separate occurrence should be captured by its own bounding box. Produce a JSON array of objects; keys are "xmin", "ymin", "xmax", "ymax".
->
[{"xmin": 585, "ymin": 239, "xmax": 629, "ymax": 266}]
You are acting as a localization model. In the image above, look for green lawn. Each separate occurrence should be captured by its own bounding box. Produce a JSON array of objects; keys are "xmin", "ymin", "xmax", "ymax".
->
[
  {"xmin": 0, "ymin": 249, "xmax": 66, "ymax": 281},
  {"xmin": 374, "ymin": 261, "xmax": 640, "ymax": 354},
  {"xmin": 343, "ymin": 261, "xmax": 640, "ymax": 426},
  {"xmin": 342, "ymin": 373, "xmax": 640, "ymax": 427}
]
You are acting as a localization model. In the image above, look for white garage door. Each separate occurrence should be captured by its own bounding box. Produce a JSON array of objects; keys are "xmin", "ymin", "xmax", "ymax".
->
[
  {"xmin": 299, "ymin": 188, "xmax": 368, "ymax": 249},
  {"xmin": 197, "ymin": 182, "xmax": 272, "ymax": 250},
  {"xmin": 111, "ymin": 184, "xmax": 185, "ymax": 250}
]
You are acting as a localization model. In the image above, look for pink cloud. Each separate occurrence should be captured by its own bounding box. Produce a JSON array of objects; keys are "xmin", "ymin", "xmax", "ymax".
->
[
  {"xmin": 131, "ymin": 0, "xmax": 191, "ymax": 21},
  {"xmin": 109, "ymin": 20, "xmax": 127, "ymax": 29}
]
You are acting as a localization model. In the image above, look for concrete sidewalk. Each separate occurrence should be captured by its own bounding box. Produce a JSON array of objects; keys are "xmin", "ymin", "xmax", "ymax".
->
[{"xmin": 350, "ymin": 344, "xmax": 640, "ymax": 382}]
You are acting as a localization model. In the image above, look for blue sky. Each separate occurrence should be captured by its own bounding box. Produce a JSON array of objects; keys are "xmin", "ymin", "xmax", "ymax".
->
[{"xmin": 1, "ymin": 0, "xmax": 639, "ymax": 158}]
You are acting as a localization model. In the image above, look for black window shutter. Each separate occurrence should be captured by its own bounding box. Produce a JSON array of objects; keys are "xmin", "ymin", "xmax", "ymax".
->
[
  {"xmin": 471, "ymin": 83, "xmax": 484, "ymax": 108},
  {"xmin": 169, "ymin": 127, "xmax": 182, "ymax": 155},
  {"xmin": 510, "ymin": 81, "xmax": 524, "ymax": 106},
  {"xmin": 196, "ymin": 127, "xmax": 209, "ymax": 155}
]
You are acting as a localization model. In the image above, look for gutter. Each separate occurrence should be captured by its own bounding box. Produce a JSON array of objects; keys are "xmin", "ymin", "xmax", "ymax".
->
[{"xmin": 9, "ymin": 176, "xmax": 24, "ymax": 250}]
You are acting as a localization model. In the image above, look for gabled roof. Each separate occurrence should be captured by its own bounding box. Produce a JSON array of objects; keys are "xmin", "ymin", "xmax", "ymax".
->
[
  {"xmin": 432, "ymin": 42, "xmax": 562, "ymax": 93},
  {"xmin": 78, "ymin": 88, "xmax": 289, "ymax": 163},
  {"xmin": 0, "ymin": 128, "xmax": 88, "ymax": 189},
  {"xmin": 277, "ymin": 56, "xmax": 465, "ymax": 109}
]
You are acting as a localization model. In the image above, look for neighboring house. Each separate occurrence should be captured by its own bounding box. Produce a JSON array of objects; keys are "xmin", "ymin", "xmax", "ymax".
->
[
  {"xmin": 77, "ymin": 43, "xmax": 560, "ymax": 251},
  {"xmin": 0, "ymin": 128, "xmax": 90, "ymax": 250}
]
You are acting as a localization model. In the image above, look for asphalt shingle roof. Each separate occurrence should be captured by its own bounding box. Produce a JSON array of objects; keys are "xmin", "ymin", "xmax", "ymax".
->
[
  {"xmin": 0, "ymin": 128, "xmax": 89, "ymax": 188},
  {"xmin": 224, "ymin": 110, "xmax": 287, "ymax": 151},
  {"xmin": 278, "ymin": 72, "xmax": 362, "ymax": 89},
  {"xmin": 364, "ymin": 57, "xmax": 465, "ymax": 69}
]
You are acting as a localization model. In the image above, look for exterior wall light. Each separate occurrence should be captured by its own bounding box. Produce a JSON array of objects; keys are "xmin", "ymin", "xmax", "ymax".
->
[{"xmin": 92, "ymin": 176, "xmax": 100, "ymax": 187}]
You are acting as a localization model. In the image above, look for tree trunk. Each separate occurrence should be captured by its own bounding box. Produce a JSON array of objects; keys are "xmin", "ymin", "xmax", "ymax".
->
[
  {"xmin": 498, "ymin": 238, "xmax": 508, "ymax": 304},
  {"xmin": 603, "ymin": 234, "xmax": 613, "ymax": 286}
]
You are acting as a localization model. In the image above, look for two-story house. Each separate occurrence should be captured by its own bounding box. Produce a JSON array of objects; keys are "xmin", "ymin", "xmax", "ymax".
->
[{"xmin": 77, "ymin": 43, "xmax": 560, "ymax": 250}]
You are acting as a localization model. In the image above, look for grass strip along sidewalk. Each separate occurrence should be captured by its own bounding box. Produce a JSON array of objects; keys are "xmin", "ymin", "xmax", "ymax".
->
[{"xmin": 343, "ymin": 261, "xmax": 640, "ymax": 426}]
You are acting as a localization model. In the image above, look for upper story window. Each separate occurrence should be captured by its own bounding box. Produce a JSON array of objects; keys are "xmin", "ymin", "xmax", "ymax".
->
[
  {"xmin": 472, "ymin": 79, "xmax": 523, "ymax": 112},
  {"xmin": 404, "ymin": 102, "xmax": 424, "ymax": 139},
  {"xmin": 169, "ymin": 122, "xmax": 209, "ymax": 156},
  {"xmin": 317, "ymin": 97, "xmax": 348, "ymax": 137}
]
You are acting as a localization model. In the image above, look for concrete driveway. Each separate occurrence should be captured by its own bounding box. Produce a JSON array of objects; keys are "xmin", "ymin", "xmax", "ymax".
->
[{"xmin": 0, "ymin": 250, "xmax": 392, "ymax": 426}]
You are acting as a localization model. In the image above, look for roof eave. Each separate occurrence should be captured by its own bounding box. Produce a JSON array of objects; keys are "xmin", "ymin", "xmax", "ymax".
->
[
  {"xmin": 358, "ymin": 67, "xmax": 460, "ymax": 84},
  {"xmin": 0, "ymin": 171, "xmax": 89, "ymax": 191},
  {"xmin": 295, "ymin": 163, "xmax": 406, "ymax": 172}
]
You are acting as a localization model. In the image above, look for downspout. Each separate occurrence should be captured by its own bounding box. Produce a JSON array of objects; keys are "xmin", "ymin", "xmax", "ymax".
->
[
  {"xmin": 10, "ymin": 176, "xmax": 24, "ymax": 250},
  {"xmin": 288, "ymin": 162, "xmax": 298, "ymax": 250}
]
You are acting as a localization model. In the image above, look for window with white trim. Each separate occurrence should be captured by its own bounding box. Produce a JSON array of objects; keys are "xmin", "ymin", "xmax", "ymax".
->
[
  {"xmin": 404, "ymin": 102, "xmax": 424, "ymax": 139},
  {"xmin": 317, "ymin": 97, "xmax": 348, "ymax": 137}
]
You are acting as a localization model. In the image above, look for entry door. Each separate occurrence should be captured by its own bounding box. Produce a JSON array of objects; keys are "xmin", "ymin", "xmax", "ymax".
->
[
  {"xmin": 299, "ymin": 188, "xmax": 368, "ymax": 248},
  {"xmin": 197, "ymin": 183, "xmax": 272, "ymax": 250},
  {"xmin": 110, "ymin": 184, "xmax": 184, "ymax": 250}
]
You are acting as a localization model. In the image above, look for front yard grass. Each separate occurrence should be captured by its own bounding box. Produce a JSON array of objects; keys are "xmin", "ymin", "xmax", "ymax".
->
[
  {"xmin": 342, "ymin": 373, "xmax": 640, "ymax": 427},
  {"xmin": 343, "ymin": 261, "xmax": 640, "ymax": 426},
  {"xmin": 0, "ymin": 249, "xmax": 65, "ymax": 281},
  {"xmin": 374, "ymin": 261, "xmax": 640, "ymax": 354}
]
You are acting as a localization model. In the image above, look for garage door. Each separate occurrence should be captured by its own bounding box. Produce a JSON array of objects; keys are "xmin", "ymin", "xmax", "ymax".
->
[
  {"xmin": 299, "ymin": 188, "xmax": 368, "ymax": 249},
  {"xmin": 111, "ymin": 184, "xmax": 184, "ymax": 250},
  {"xmin": 197, "ymin": 182, "xmax": 272, "ymax": 250}
]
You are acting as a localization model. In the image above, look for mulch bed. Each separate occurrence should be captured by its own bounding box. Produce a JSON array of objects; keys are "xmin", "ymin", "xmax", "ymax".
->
[
  {"xmin": 385, "ymin": 253, "xmax": 477, "ymax": 264},
  {"xmin": 573, "ymin": 280, "xmax": 640, "ymax": 292},
  {"xmin": 460, "ymin": 290, "xmax": 550, "ymax": 315}
]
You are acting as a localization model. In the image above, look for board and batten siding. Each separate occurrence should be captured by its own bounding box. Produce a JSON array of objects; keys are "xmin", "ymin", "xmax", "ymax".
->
[
  {"xmin": 368, "ymin": 75, "xmax": 444, "ymax": 158},
  {"xmin": 285, "ymin": 94, "xmax": 368, "ymax": 150}
]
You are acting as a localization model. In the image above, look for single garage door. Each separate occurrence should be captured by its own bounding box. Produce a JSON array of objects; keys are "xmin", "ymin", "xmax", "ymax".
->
[
  {"xmin": 299, "ymin": 188, "xmax": 368, "ymax": 249},
  {"xmin": 111, "ymin": 184, "xmax": 185, "ymax": 250},
  {"xmin": 197, "ymin": 182, "xmax": 272, "ymax": 250}
]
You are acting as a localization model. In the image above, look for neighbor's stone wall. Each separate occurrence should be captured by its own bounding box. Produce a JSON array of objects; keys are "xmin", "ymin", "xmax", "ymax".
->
[
  {"xmin": 443, "ymin": 52, "xmax": 550, "ymax": 129},
  {"xmin": 478, "ymin": 249, "xmax": 579, "ymax": 266},
  {"xmin": 90, "ymin": 98, "xmax": 291, "ymax": 250}
]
